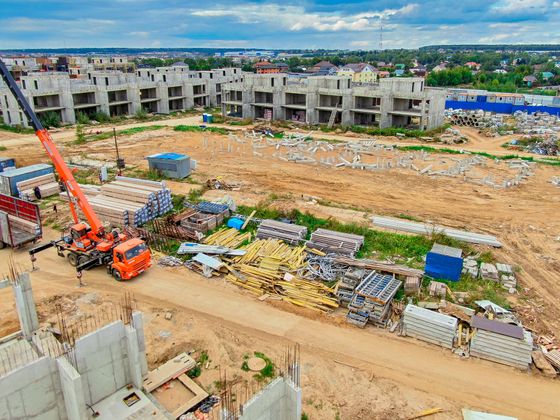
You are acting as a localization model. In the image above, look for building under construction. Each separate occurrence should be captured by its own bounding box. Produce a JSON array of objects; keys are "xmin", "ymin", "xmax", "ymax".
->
[{"xmin": 221, "ymin": 74, "xmax": 446, "ymax": 130}]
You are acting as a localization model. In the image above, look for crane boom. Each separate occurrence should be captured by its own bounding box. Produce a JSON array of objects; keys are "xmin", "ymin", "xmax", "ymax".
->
[{"xmin": 0, "ymin": 59, "xmax": 104, "ymax": 234}]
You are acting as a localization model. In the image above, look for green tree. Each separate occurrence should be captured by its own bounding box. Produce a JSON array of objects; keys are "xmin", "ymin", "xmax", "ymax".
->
[
  {"xmin": 38, "ymin": 111, "xmax": 61, "ymax": 128},
  {"xmin": 75, "ymin": 124, "xmax": 86, "ymax": 144}
]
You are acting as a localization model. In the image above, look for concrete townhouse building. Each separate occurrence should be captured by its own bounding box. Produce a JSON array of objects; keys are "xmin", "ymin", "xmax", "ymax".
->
[
  {"xmin": 0, "ymin": 65, "xmax": 243, "ymax": 127},
  {"xmin": 221, "ymin": 73, "xmax": 446, "ymax": 130}
]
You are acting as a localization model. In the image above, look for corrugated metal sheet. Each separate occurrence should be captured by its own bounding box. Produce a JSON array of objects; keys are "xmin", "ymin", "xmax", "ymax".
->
[
  {"xmin": 403, "ymin": 304, "xmax": 457, "ymax": 349},
  {"xmin": 471, "ymin": 316, "xmax": 523, "ymax": 340},
  {"xmin": 461, "ymin": 408, "xmax": 517, "ymax": 420}
]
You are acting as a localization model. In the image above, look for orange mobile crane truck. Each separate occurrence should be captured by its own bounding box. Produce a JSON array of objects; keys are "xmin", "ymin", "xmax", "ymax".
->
[{"xmin": 0, "ymin": 59, "xmax": 152, "ymax": 281}]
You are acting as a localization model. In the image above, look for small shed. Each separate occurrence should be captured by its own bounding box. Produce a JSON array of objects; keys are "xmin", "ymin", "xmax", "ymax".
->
[
  {"xmin": 146, "ymin": 153, "xmax": 191, "ymax": 179},
  {"xmin": 425, "ymin": 243, "xmax": 463, "ymax": 282}
]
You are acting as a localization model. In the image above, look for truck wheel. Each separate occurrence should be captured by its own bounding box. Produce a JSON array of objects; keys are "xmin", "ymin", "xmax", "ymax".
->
[
  {"xmin": 112, "ymin": 269, "xmax": 123, "ymax": 281},
  {"xmin": 67, "ymin": 253, "xmax": 78, "ymax": 267},
  {"xmin": 77, "ymin": 256, "xmax": 88, "ymax": 268}
]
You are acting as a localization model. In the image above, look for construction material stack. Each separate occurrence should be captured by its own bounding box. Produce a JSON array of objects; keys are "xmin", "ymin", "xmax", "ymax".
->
[
  {"xmin": 306, "ymin": 228, "xmax": 364, "ymax": 256},
  {"xmin": 469, "ymin": 316, "xmax": 533, "ymax": 370},
  {"xmin": 346, "ymin": 272, "xmax": 402, "ymax": 327},
  {"xmin": 402, "ymin": 304, "xmax": 458, "ymax": 349},
  {"xmin": 256, "ymin": 219, "xmax": 307, "ymax": 244},
  {"xmin": 60, "ymin": 177, "xmax": 172, "ymax": 227},
  {"xmin": 0, "ymin": 193, "xmax": 42, "ymax": 248},
  {"xmin": 17, "ymin": 173, "xmax": 59, "ymax": 201}
]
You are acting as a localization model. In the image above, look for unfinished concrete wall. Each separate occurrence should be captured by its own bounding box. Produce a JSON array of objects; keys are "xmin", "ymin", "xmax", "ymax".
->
[
  {"xmin": 57, "ymin": 358, "xmax": 87, "ymax": 420},
  {"xmin": 0, "ymin": 356, "xmax": 68, "ymax": 419},
  {"xmin": 240, "ymin": 377, "xmax": 302, "ymax": 420},
  {"xmin": 74, "ymin": 320, "xmax": 136, "ymax": 406},
  {"xmin": 13, "ymin": 273, "xmax": 39, "ymax": 339}
]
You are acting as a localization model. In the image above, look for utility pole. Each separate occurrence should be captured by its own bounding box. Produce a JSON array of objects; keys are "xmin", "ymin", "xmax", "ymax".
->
[
  {"xmin": 379, "ymin": 23, "xmax": 383, "ymax": 51},
  {"xmin": 114, "ymin": 128, "xmax": 125, "ymax": 175}
]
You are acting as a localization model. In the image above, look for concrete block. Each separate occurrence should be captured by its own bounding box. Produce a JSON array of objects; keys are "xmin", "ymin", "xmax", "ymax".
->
[
  {"xmin": 93, "ymin": 321, "xmax": 124, "ymax": 348},
  {"xmin": 74, "ymin": 330, "xmax": 99, "ymax": 356},
  {"xmin": 29, "ymin": 405, "xmax": 61, "ymax": 420},
  {"xmin": 86, "ymin": 363, "xmax": 117, "ymax": 405},
  {"xmin": 20, "ymin": 375, "xmax": 57, "ymax": 417},
  {"xmin": 125, "ymin": 326, "xmax": 142, "ymax": 388},
  {"xmin": 112, "ymin": 355, "xmax": 128, "ymax": 390},
  {"xmin": 0, "ymin": 396, "xmax": 9, "ymax": 418},
  {"xmin": 83, "ymin": 346, "xmax": 113, "ymax": 373},
  {"xmin": 7, "ymin": 391, "xmax": 25, "ymax": 418},
  {"xmin": 57, "ymin": 357, "xmax": 87, "ymax": 420}
]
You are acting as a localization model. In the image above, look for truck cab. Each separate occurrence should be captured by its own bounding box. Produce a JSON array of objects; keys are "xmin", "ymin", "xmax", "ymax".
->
[{"xmin": 110, "ymin": 238, "xmax": 152, "ymax": 281}]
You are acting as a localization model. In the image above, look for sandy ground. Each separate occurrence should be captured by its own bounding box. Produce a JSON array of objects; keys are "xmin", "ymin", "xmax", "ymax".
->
[
  {"xmin": 1, "ymin": 240, "xmax": 559, "ymax": 420},
  {"xmin": 1, "ymin": 117, "xmax": 560, "ymax": 419}
]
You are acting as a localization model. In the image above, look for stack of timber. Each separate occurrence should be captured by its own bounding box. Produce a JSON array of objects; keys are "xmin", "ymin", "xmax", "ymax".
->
[
  {"xmin": 306, "ymin": 228, "xmax": 364, "ymax": 256},
  {"xmin": 60, "ymin": 177, "xmax": 172, "ymax": 227},
  {"xmin": 346, "ymin": 272, "xmax": 401, "ymax": 327},
  {"xmin": 203, "ymin": 228, "xmax": 251, "ymax": 248},
  {"xmin": 469, "ymin": 316, "xmax": 533, "ymax": 370},
  {"xmin": 403, "ymin": 304, "xmax": 458, "ymax": 349},
  {"xmin": 7, "ymin": 214, "xmax": 41, "ymax": 236},
  {"xmin": 256, "ymin": 219, "xmax": 307, "ymax": 244},
  {"xmin": 224, "ymin": 238, "xmax": 338, "ymax": 312},
  {"xmin": 17, "ymin": 173, "xmax": 59, "ymax": 201}
]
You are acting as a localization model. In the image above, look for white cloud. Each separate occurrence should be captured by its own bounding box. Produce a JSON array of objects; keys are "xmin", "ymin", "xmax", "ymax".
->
[
  {"xmin": 491, "ymin": 0, "xmax": 548, "ymax": 14},
  {"xmin": 350, "ymin": 40, "xmax": 370, "ymax": 47},
  {"xmin": 478, "ymin": 33, "xmax": 511, "ymax": 43},
  {"xmin": 192, "ymin": 3, "xmax": 418, "ymax": 33},
  {"xmin": 128, "ymin": 31, "xmax": 150, "ymax": 37}
]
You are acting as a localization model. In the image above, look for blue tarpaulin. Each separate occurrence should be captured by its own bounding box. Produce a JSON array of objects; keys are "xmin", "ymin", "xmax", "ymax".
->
[{"xmin": 425, "ymin": 243, "xmax": 463, "ymax": 282}]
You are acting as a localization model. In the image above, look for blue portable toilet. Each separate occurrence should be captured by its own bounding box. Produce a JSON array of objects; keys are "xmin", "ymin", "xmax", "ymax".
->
[{"xmin": 425, "ymin": 243, "xmax": 463, "ymax": 281}]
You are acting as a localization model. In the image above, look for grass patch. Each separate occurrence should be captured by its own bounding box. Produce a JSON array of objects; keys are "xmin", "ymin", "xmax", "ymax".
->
[
  {"xmin": 0, "ymin": 123, "xmax": 35, "ymax": 134},
  {"xmin": 174, "ymin": 125, "xmax": 229, "ymax": 135},
  {"xmin": 187, "ymin": 186, "xmax": 207, "ymax": 203},
  {"xmin": 85, "ymin": 125, "xmax": 166, "ymax": 142},
  {"xmin": 317, "ymin": 123, "xmax": 451, "ymax": 138},
  {"xmin": 444, "ymin": 274, "xmax": 510, "ymax": 310},
  {"xmin": 0, "ymin": 146, "xmax": 7, "ymax": 151},
  {"xmin": 395, "ymin": 213, "xmax": 422, "ymax": 222},
  {"xmin": 227, "ymin": 118, "xmax": 253, "ymax": 126},
  {"xmin": 252, "ymin": 352, "xmax": 275, "ymax": 382},
  {"xmin": 236, "ymin": 205, "xmax": 473, "ymax": 262}
]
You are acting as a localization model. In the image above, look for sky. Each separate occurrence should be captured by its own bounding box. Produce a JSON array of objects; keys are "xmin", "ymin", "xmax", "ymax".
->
[{"xmin": 0, "ymin": 0, "xmax": 559, "ymax": 50}]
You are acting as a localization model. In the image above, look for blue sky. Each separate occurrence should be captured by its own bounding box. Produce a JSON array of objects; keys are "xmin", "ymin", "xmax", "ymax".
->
[{"xmin": 0, "ymin": 0, "xmax": 559, "ymax": 49}]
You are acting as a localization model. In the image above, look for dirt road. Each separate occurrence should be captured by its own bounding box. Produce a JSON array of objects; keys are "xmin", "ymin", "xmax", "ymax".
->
[{"xmin": 1, "ymin": 241, "xmax": 558, "ymax": 419}]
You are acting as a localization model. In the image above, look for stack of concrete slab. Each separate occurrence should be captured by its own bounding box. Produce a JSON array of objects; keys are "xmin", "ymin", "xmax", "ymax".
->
[
  {"xmin": 17, "ymin": 173, "xmax": 59, "ymax": 201},
  {"xmin": 480, "ymin": 262, "xmax": 499, "ymax": 281},
  {"xmin": 470, "ymin": 316, "xmax": 533, "ymax": 370},
  {"xmin": 306, "ymin": 228, "xmax": 364, "ymax": 256},
  {"xmin": 462, "ymin": 257, "xmax": 479, "ymax": 277},
  {"xmin": 496, "ymin": 263, "xmax": 517, "ymax": 291},
  {"xmin": 403, "ymin": 304, "xmax": 458, "ymax": 349},
  {"xmin": 256, "ymin": 219, "xmax": 307, "ymax": 244}
]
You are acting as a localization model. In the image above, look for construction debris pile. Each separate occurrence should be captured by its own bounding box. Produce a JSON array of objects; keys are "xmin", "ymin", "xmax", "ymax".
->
[
  {"xmin": 18, "ymin": 173, "xmax": 59, "ymax": 201},
  {"xmin": 513, "ymin": 111, "xmax": 560, "ymax": 136},
  {"xmin": 439, "ymin": 127, "xmax": 468, "ymax": 144},
  {"xmin": 60, "ymin": 176, "xmax": 172, "ymax": 227},
  {"xmin": 211, "ymin": 133, "xmax": 535, "ymax": 189}
]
